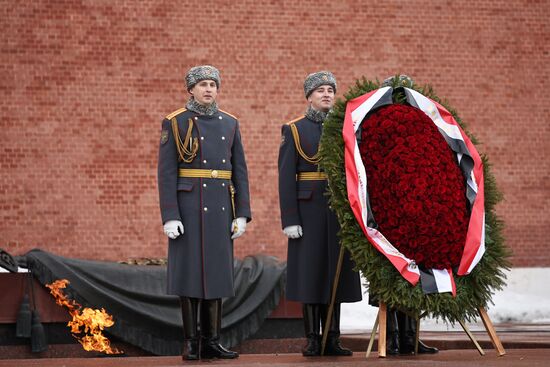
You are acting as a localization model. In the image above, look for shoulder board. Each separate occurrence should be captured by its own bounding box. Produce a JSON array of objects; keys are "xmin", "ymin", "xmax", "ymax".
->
[
  {"xmin": 166, "ymin": 108, "xmax": 187, "ymax": 120},
  {"xmin": 285, "ymin": 115, "xmax": 305, "ymax": 125},
  {"xmin": 219, "ymin": 109, "xmax": 238, "ymax": 120}
]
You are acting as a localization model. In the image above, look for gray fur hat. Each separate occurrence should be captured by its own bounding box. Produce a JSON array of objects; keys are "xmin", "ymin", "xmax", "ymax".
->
[
  {"xmin": 381, "ymin": 74, "xmax": 414, "ymax": 88},
  {"xmin": 185, "ymin": 65, "xmax": 221, "ymax": 91},
  {"xmin": 303, "ymin": 71, "xmax": 337, "ymax": 98}
]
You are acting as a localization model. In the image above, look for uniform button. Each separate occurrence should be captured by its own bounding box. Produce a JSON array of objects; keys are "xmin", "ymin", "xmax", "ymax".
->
[
  {"xmin": 194, "ymin": 117, "xmax": 198, "ymax": 120},
  {"xmin": 200, "ymin": 136, "xmax": 204, "ymax": 140},
  {"xmin": 203, "ymin": 159, "xmax": 207, "ymax": 164},
  {"xmin": 221, "ymin": 136, "xmax": 225, "ymax": 140},
  {"xmin": 222, "ymin": 159, "xmax": 226, "ymax": 163},
  {"xmin": 222, "ymin": 183, "xmax": 225, "ymax": 187},
  {"xmin": 222, "ymin": 207, "xmax": 225, "ymax": 211},
  {"xmin": 203, "ymin": 207, "xmax": 208, "ymax": 212},
  {"xmin": 203, "ymin": 183, "xmax": 207, "ymax": 187},
  {"xmin": 219, "ymin": 116, "xmax": 222, "ymax": 120}
]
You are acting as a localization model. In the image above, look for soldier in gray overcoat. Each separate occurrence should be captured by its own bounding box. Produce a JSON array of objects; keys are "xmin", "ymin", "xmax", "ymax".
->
[
  {"xmin": 158, "ymin": 65, "xmax": 251, "ymax": 360},
  {"xmin": 278, "ymin": 71, "xmax": 362, "ymax": 357}
]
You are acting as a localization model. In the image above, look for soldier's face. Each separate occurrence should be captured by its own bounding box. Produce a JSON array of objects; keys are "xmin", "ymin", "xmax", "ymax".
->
[
  {"xmin": 308, "ymin": 85, "xmax": 335, "ymax": 112},
  {"xmin": 189, "ymin": 80, "xmax": 218, "ymax": 105}
]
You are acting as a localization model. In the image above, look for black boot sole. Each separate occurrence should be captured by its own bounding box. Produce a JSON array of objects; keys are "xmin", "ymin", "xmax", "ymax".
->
[{"xmin": 201, "ymin": 354, "xmax": 239, "ymax": 359}]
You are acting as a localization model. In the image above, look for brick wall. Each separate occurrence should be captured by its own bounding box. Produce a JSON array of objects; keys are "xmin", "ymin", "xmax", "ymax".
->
[{"xmin": 1, "ymin": 0, "xmax": 548, "ymax": 266}]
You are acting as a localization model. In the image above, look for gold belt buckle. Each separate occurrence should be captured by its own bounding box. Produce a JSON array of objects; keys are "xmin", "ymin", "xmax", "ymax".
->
[{"xmin": 211, "ymin": 170, "xmax": 219, "ymax": 178}]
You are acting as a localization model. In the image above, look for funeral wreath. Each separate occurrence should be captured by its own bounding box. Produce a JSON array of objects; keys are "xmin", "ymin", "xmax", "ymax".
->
[{"xmin": 319, "ymin": 76, "xmax": 511, "ymax": 323}]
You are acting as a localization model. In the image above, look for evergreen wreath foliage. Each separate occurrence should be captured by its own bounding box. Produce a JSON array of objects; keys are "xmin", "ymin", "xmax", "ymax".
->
[{"xmin": 319, "ymin": 76, "xmax": 511, "ymax": 323}]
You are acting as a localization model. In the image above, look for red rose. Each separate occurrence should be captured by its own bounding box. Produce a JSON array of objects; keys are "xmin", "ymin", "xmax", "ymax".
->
[{"xmin": 360, "ymin": 104, "xmax": 469, "ymax": 269}]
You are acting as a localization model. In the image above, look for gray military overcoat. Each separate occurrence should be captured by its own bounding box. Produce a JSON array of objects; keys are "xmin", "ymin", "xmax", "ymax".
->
[
  {"xmin": 278, "ymin": 115, "xmax": 362, "ymax": 304},
  {"xmin": 158, "ymin": 108, "xmax": 251, "ymax": 300}
]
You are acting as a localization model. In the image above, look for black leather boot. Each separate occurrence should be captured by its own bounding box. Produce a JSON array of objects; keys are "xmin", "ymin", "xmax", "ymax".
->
[
  {"xmin": 200, "ymin": 299, "xmax": 238, "ymax": 359},
  {"xmin": 386, "ymin": 308, "xmax": 400, "ymax": 355},
  {"xmin": 180, "ymin": 297, "xmax": 200, "ymax": 360},
  {"xmin": 320, "ymin": 304, "xmax": 353, "ymax": 356},
  {"xmin": 397, "ymin": 311, "xmax": 438, "ymax": 354},
  {"xmin": 301, "ymin": 304, "xmax": 320, "ymax": 356},
  {"xmin": 416, "ymin": 339, "xmax": 439, "ymax": 354}
]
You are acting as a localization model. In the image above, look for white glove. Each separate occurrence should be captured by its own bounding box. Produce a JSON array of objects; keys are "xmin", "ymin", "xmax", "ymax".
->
[
  {"xmin": 231, "ymin": 217, "xmax": 247, "ymax": 239},
  {"xmin": 164, "ymin": 220, "xmax": 184, "ymax": 239},
  {"xmin": 283, "ymin": 225, "xmax": 303, "ymax": 239}
]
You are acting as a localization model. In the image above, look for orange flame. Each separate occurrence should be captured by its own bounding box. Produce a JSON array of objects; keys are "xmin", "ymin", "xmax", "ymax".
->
[{"xmin": 46, "ymin": 279, "xmax": 122, "ymax": 354}]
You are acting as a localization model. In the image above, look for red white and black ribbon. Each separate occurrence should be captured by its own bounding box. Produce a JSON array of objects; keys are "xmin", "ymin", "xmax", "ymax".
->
[
  {"xmin": 404, "ymin": 88, "xmax": 486, "ymax": 277},
  {"xmin": 342, "ymin": 87, "xmax": 486, "ymax": 296},
  {"xmin": 419, "ymin": 268, "xmax": 456, "ymax": 295}
]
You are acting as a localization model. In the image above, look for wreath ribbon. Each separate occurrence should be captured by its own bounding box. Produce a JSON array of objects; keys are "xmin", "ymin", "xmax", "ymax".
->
[{"xmin": 342, "ymin": 87, "xmax": 486, "ymax": 295}]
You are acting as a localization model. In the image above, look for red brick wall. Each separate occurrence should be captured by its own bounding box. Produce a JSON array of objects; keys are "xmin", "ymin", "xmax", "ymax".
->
[{"xmin": 1, "ymin": 0, "xmax": 548, "ymax": 266}]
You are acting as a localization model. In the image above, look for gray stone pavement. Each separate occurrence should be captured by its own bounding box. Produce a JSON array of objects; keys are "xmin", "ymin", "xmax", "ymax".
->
[
  {"xmin": 0, "ymin": 323, "xmax": 548, "ymax": 366},
  {"xmin": 0, "ymin": 349, "xmax": 549, "ymax": 367}
]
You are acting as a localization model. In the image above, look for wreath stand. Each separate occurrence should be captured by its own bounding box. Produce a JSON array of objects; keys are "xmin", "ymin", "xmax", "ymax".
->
[
  {"xmin": 364, "ymin": 301, "xmax": 506, "ymax": 358},
  {"xmin": 320, "ymin": 248, "xmax": 506, "ymax": 359}
]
